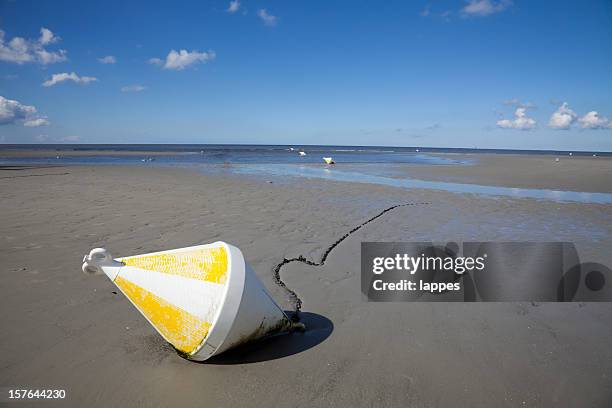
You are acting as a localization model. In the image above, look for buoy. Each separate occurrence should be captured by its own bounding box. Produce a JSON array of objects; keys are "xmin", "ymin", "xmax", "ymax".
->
[
  {"xmin": 323, "ymin": 157, "xmax": 335, "ymax": 165},
  {"xmin": 82, "ymin": 242, "xmax": 294, "ymax": 361}
]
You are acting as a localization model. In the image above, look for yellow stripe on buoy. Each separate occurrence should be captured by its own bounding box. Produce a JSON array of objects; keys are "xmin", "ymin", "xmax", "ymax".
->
[
  {"xmin": 120, "ymin": 246, "xmax": 228, "ymax": 285},
  {"xmin": 115, "ymin": 276, "xmax": 212, "ymax": 354}
]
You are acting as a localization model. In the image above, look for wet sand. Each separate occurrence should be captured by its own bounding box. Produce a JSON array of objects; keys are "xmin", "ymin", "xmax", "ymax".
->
[
  {"xmin": 0, "ymin": 149, "xmax": 196, "ymax": 157},
  {"xmin": 400, "ymin": 153, "xmax": 612, "ymax": 193},
  {"xmin": 1, "ymin": 165, "xmax": 611, "ymax": 407}
]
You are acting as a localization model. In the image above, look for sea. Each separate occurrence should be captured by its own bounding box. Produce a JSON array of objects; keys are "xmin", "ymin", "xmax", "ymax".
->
[
  {"xmin": 1, "ymin": 144, "xmax": 611, "ymax": 204},
  {"xmin": 1, "ymin": 144, "xmax": 610, "ymax": 165}
]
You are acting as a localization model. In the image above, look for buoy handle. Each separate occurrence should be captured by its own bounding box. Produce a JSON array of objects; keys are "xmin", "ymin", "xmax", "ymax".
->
[{"xmin": 82, "ymin": 248, "xmax": 122, "ymax": 275}]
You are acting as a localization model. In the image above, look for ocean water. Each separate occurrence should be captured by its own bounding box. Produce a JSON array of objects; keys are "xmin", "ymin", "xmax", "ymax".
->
[
  {"xmin": 2, "ymin": 144, "xmax": 610, "ymax": 165},
  {"xmin": 2, "ymin": 144, "xmax": 611, "ymax": 204},
  {"xmin": 0, "ymin": 144, "xmax": 470, "ymax": 165}
]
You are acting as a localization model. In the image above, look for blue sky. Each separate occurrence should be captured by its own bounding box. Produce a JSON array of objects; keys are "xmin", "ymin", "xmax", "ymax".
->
[{"xmin": 0, "ymin": 0, "xmax": 611, "ymax": 150}]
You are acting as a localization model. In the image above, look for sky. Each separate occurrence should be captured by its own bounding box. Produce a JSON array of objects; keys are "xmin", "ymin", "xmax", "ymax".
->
[{"xmin": 0, "ymin": 0, "xmax": 611, "ymax": 150}]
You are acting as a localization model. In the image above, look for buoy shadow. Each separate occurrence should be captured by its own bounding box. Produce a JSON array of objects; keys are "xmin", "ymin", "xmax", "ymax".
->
[{"xmin": 205, "ymin": 312, "xmax": 333, "ymax": 364}]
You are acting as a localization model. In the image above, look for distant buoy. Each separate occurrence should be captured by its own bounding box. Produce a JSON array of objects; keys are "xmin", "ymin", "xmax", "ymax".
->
[{"xmin": 323, "ymin": 157, "xmax": 335, "ymax": 165}]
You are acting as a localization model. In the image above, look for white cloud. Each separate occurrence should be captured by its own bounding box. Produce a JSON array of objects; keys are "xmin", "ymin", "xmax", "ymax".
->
[
  {"xmin": 59, "ymin": 135, "xmax": 80, "ymax": 142},
  {"xmin": 497, "ymin": 107, "xmax": 536, "ymax": 130},
  {"xmin": 462, "ymin": 0, "xmax": 512, "ymax": 17},
  {"xmin": 578, "ymin": 111, "xmax": 612, "ymax": 129},
  {"xmin": 148, "ymin": 57, "xmax": 163, "ymax": 66},
  {"xmin": 37, "ymin": 49, "xmax": 67, "ymax": 64},
  {"xmin": 0, "ymin": 96, "xmax": 35, "ymax": 124},
  {"xmin": 420, "ymin": 6, "xmax": 431, "ymax": 17},
  {"xmin": 165, "ymin": 49, "xmax": 215, "ymax": 70},
  {"xmin": 502, "ymin": 98, "xmax": 535, "ymax": 108},
  {"xmin": 0, "ymin": 27, "xmax": 67, "ymax": 65},
  {"xmin": 547, "ymin": 103, "xmax": 612, "ymax": 130},
  {"xmin": 98, "ymin": 55, "xmax": 116, "ymax": 64},
  {"xmin": 121, "ymin": 84, "xmax": 147, "ymax": 92},
  {"xmin": 548, "ymin": 102, "xmax": 576, "ymax": 130},
  {"xmin": 257, "ymin": 9, "xmax": 277, "ymax": 26},
  {"xmin": 39, "ymin": 28, "xmax": 59, "ymax": 45},
  {"xmin": 24, "ymin": 117, "xmax": 50, "ymax": 127},
  {"xmin": 0, "ymin": 95, "xmax": 49, "ymax": 127},
  {"xmin": 35, "ymin": 134, "xmax": 82, "ymax": 143},
  {"xmin": 150, "ymin": 49, "xmax": 216, "ymax": 70},
  {"xmin": 42, "ymin": 72, "xmax": 98, "ymax": 87},
  {"xmin": 227, "ymin": 0, "xmax": 240, "ymax": 13}
]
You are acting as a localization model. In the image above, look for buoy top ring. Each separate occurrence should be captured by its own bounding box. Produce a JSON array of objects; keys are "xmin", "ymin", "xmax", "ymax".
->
[{"xmin": 82, "ymin": 248, "xmax": 121, "ymax": 275}]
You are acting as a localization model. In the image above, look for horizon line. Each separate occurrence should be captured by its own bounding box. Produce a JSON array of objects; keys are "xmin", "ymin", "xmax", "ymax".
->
[{"xmin": 1, "ymin": 143, "xmax": 611, "ymax": 154}]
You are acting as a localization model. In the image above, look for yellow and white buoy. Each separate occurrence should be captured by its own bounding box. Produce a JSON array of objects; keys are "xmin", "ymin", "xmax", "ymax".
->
[{"xmin": 82, "ymin": 242, "xmax": 293, "ymax": 361}]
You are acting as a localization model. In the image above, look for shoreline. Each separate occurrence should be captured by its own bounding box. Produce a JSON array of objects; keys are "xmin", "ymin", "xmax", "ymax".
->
[{"xmin": 1, "ymin": 150, "xmax": 611, "ymax": 193}]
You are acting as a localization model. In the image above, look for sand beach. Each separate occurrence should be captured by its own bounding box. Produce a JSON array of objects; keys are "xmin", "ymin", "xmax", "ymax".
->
[{"xmin": 1, "ymin": 155, "xmax": 611, "ymax": 407}]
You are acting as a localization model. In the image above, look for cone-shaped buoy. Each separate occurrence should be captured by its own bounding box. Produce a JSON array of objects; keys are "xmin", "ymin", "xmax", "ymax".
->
[{"xmin": 83, "ymin": 242, "xmax": 294, "ymax": 361}]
